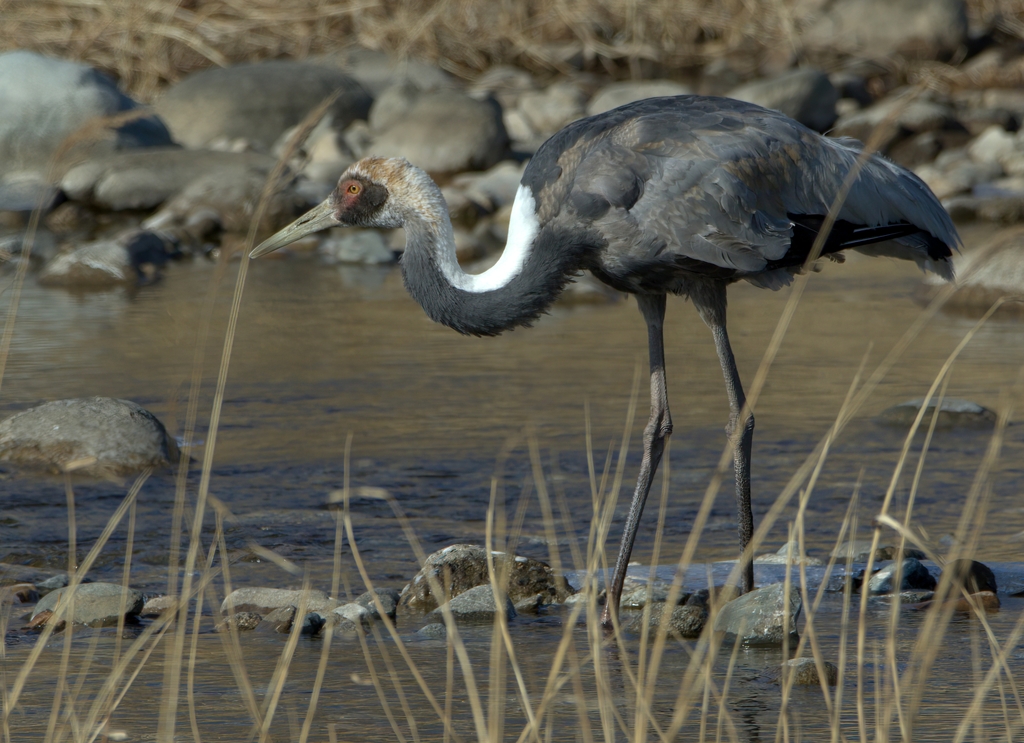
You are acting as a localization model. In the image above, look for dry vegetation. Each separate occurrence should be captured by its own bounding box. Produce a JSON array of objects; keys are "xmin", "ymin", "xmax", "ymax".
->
[{"xmin": 0, "ymin": 0, "xmax": 1023, "ymax": 100}]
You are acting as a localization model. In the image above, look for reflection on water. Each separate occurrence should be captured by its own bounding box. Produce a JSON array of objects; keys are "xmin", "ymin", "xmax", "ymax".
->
[{"xmin": 2, "ymin": 229, "xmax": 1024, "ymax": 740}]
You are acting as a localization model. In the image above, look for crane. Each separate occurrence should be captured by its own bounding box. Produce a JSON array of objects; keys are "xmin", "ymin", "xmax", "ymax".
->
[{"xmin": 251, "ymin": 95, "xmax": 960, "ymax": 626}]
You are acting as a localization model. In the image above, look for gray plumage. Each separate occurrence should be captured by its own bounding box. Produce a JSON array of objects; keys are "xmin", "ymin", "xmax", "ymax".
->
[{"xmin": 250, "ymin": 94, "xmax": 960, "ymax": 627}]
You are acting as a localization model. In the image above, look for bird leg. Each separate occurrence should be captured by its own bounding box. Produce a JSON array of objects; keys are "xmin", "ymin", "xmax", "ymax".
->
[
  {"xmin": 696, "ymin": 286, "xmax": 755, "ymax": 595},
  {"xmin": 602, "ymin": 293, "xmax": 672, "ymax": 628}
]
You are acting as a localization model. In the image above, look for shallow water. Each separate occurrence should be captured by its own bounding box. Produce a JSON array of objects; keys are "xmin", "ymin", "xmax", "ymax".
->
[{"xmin": 2, "ymin": 226, "xmax": 1024, "ymax": 740}]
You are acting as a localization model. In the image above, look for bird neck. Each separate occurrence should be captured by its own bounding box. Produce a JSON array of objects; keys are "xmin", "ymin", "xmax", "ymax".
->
[{"xmin": 399, "ymin": 184, "xmax": 586, "ymax": 336}]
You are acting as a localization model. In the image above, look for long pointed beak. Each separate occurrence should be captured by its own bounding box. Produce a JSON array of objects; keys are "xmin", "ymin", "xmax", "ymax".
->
[{"xmin": 250, "ymin": 199, "xmax": 339, "ymax": 258}]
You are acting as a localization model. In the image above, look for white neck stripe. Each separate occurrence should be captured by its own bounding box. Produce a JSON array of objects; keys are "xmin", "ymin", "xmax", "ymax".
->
[{"xmin": 437, "ymin": 184, "xmax": 540, "ymax": 294}]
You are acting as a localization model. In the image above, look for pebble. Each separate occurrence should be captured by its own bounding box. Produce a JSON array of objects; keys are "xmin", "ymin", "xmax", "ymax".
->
[
  {"xmin": 0, "ymin": 397, "xmax": 179, "ymax": 477},
  {"xmin": 140, "ymin": 595, "xmax": 177, "ymax": 617},
  {"xmin": 713, "ymin": 582, "xmax": 801, "ymax": 647}
]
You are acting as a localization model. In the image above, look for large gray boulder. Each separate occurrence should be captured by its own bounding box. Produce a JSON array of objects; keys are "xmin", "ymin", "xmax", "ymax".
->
[
  {"xmin": 154, "ymin": 62, "xmax": 371, "ymax": 150},
  {"xmin": 0, "ymin": 397, "xmax": 179, "ymax": 477},
  {"xmin": 728, "ymin": 69, "xmax": 838, "ymax": 132},
  {"xmin": 61, "ymin": 148, "xmax": 278, "ymax": 211},
  {"xmin": 801, "ymin": 0, "xmax": 968, "ymax": 60},
  {"xmin": 370, "ymin": 90, "xmax": 508, "ymax": 174},
  {"xmin": 0, "ymin": 51, "xmax": 172, "ymax": 210},
  {"xmin": 713, "ymin": 583, "xmax": 801, "ymax": 647},
  {"xmin": 400, "ymin": 544, "xmax": 573, "ymax": 613},
  {"xmin": 32, "ymin": 582, "xmax": 144, "ymax": 627}
]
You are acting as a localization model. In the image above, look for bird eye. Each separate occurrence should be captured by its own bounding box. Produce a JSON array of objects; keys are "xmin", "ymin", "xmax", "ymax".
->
[{"xmin": 347, "ymin": 183, "xmax": 361, "ymax": 195}]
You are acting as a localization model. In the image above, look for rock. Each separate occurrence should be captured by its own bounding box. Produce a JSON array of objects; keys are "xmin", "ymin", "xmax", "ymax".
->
[
  {"xmin": 867, "ymin": 558, "xmax": 937, "ymax": 594},
  {"xmin": 333, "ymin": 603, "xmax": 372, "ymax": 628},
  {"xmin": 32, "ymin": 582, "xmax": 144, "ymax": 627},
  {"xmin": 625, "ymin": 602, "xmax": 708, "ymax": 639},
  {"xmin": 0, "ymin": 584, "xmax": 39, "ymax": 605},
  {"xmin": 35, "ymin": 574, "xmax": 70, "ymax": 594},
  {"xmin": 222, "ymin": 587, "xmax": 338, "ymax": 616},
  {"xmin": 801, "ymin": 0, "xmax": 968, "ymax": 60},
  {"xmin": 586, "ymin": 80, "xmax": 693, "ymax": 117},
  {"xmin": 470, "ymin": 66, "xmax": 538, "ymax": 111},
  {"xmin": 953, "ymin": 591, "xmax": 1000, "ymax": 611},
  {"xmin": 39, "ymin": 229, "xmax": 177, "ymax": 287},
  {"xmin": 0, "ymin": 397, "xmax": 179, "ymax": 477},
  {"xmin": 62, "ymin": 148, "xmax": 278, "ymax": 212},
  {"xmin": 427, "ymin": 584, "xmax": 516, "ymax": 623},
  {"xmin": 370, "ymin": 90, "xmax": 508, "ymax": 175},
  {"xmin": 0, "ymin": 230, "xmax": 60, "ymax": 266},
  {"xmin": 216, "ymin": 611, "xmax": 263, "ymax": 632},
  {"xmin": 620, "ymin": 582, "xmax": 690, "ymax": 610},
  {"xmin": 713, "ymin": 583, "xmax": 801, "ymax": 647},
  {"xmin": 878, "ymin": 398, "xmax": 997, "ymax": 429},
  {"xmin": 329, "ymin": 47, "xmax": 455, "ymax": 97},
  {"xmin": 142, "ymin": 166, "xmax": 307, "ymax": 243},
  {"xmin": 513, "ymin": 593, "xmax": 544, "ymax": 614},
  {"xmin": 779, "ymin": 658, "xmax": 839, "ymax": 686},
  {"xmin": 0, "ymin": 51, "xmax": 173, "ymax": 211},
  {"xmin": 452, "ymin": 160, "xmax": 526, "ymax": 212},
  {"xmin": 916, "ymin": 157, "xmax": 1002, "ymax": 199},
  {"xmin": 755, "ymin": 542, "xmax": 824, "ymax": 566},
  {"xmin": 944, "ymin": 559, "xmax": 997, "ymax": 594},
  {"xmin": 515, "ymin": 82, "xmax": 587, "ymax": 139},
  {"xmin": 38, "ymin": 239, "xmax": 130, "ymax": 287},
  {"xmin": 257, "ymin": 606, "xmax": 297, "ymax": 633},
  {"xmin": 140, "ymin": 595, "xmax": 177, "ymax": 617},
  {"xmin": 833, "ymin": 94, "xmax": 955, "ymax": 152},
  {"xmin": 923, "ymin": 228, "xmax": 1024, "ymax": 314},
  {"xmin": 968, "ymin": 126, "xmax": 1017, "ymax": 166},
  {"xmin": 830, "ymin": 540, "xmax": 925, "ymax": 563},
  {"xmin": 416, "ymin": 622, "xmax": 447, "ymax": 639},
  {"xmin": 399, "ymin": 544, "xmax": 573, "ymax": 613},
  {"xmin": 727, "ymin": 69, "xmax": 838, "ymax": 132},
  {"xmin": 318, "ymin": 229, "xmax": 395, "ymax": 264},
  {"xmin": 355, "ymin": 588, "xmax": 400, "ymax": 621},
  {"xmin": 155, "ymin": 62, "xmax": 371, "ymax": 151}
]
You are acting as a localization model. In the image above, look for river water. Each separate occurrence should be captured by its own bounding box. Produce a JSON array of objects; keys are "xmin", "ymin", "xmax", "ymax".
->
[{"xmin": 2, "ymin": 225, "xmax": 1023, "ymax": 740}]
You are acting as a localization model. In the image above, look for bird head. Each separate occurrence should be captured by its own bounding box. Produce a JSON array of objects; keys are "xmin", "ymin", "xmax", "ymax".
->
[{"xmin": 250, "ymin": 156, "xmax": 434, "ymax": 258}]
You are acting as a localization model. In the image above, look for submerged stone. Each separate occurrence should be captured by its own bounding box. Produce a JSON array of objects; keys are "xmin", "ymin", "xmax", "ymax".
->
[
  {"xmin": 713, "ymin": 583, "xmax": 801, "ymax": 647},
  {"xmin": 867, "ymin": 558, "xmax": 937, "ymax": 594},
  {"xmin": 427, "ymin": 584, "xmax": 516, "ymax": 623}
]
